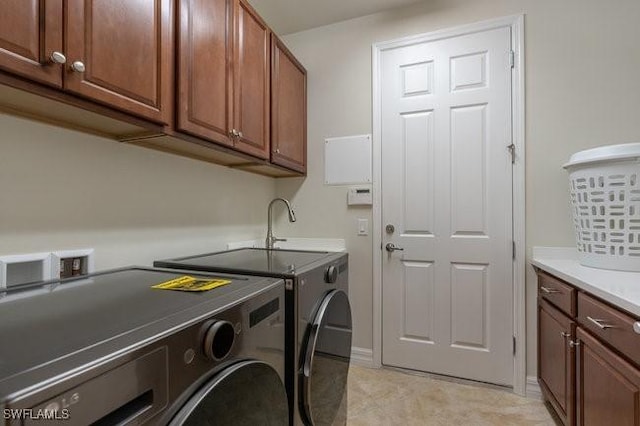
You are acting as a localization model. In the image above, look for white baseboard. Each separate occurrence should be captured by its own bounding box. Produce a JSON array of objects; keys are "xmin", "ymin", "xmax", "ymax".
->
[
  {"xmin": 351, "ymin": 347, "xmax": 376, "ymax": 368},
  {"xmin": 526, "ymin": 376, "xmax": 542, "ymax": 400}
]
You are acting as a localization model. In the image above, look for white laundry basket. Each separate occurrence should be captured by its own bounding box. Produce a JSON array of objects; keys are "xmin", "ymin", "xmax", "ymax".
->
[{"xmin": 564, "ymin": 143, "xmax": 640, "ymax": 271}]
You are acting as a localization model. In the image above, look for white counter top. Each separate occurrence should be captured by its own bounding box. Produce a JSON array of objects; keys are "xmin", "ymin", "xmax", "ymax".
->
[{"xmin": 532, "ymin": 247, "xmax": 640, "ymax": 316}]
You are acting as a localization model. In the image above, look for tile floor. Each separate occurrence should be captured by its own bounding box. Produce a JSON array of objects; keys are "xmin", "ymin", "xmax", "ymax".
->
[{"xmin": 346, "ymin": 365, "xmax": 555, "ymax": 425}]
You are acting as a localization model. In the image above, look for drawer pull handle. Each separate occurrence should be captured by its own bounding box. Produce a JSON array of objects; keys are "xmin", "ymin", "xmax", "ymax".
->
[
  {"xmin": 587, "ymin": 316, "xmax": 615, "ymax": 330},
  {"xmin": 633, "ymin": 322, "xmax": 640, "ymax": 334},
  {"xmin": 540, "ymin": 286, "xmax": 560, "ymax": 294},
  {"xmin": 560, "ymin": 332, "xmax": 570, "ymax": 338}
]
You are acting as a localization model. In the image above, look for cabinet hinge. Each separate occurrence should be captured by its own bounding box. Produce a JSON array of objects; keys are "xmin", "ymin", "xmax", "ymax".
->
[
  {"xmin": 509, "ymin": 50, "xmax": 515, "ymax": 69},
  {"xmin": 513, "ymin": 336, "xmax": 516, "ymax": 355}
]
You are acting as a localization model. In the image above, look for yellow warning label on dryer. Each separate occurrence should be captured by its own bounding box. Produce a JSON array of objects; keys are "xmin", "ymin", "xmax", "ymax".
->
[{"xmin": 152, "ymin": 275, "xmax": 232, "ymax": 292}]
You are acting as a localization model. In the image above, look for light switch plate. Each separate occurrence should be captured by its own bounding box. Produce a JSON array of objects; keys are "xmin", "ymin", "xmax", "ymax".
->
[{"xmin": 357, "ymin": 219, "xmax": 369, "ymax": 236}]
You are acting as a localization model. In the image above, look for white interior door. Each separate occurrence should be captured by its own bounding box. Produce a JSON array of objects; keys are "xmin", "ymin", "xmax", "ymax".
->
[{"xmin": 381, "ymin": 26, "xmax": 514, "ymax": 386}]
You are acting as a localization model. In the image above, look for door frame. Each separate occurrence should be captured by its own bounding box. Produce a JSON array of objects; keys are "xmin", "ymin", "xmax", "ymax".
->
[{"xmin": 371, "ymin": 14, "xmax": 526, "ymax": 394}]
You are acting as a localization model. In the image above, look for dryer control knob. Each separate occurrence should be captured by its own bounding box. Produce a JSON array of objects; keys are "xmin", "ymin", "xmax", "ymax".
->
[
  {"xmin": 325, "ymin": 265, "xmax": 338, "ymax": 284},
  {"xmin": 203, "ymin": 320, "xmax": 235, "ymax": 361}
]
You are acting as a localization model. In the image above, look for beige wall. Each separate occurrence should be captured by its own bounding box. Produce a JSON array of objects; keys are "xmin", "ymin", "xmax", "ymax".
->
[
  {"xmin": 0, "ymin": 114, "xmax": 276, "ymax": 269},
  {"xmin": 278, "ymin": 0, "xmax": 640, "ymax": 376}
]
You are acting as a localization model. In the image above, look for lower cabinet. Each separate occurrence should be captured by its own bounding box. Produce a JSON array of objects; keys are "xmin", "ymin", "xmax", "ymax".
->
[
  {"xmin": 536, "ymin": 269, "xmax": 640, "ymax": 426},
  {"xmin": 576, "ymin": 328, "xmax": 640, "ymax": 426},
  {"xmin": 538, "ymin": 299, "xmax": 575, "ymax": 425}
]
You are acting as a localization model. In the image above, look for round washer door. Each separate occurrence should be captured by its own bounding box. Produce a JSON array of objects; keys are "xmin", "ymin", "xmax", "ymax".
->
[
  {"xmin": 300, "ymin": 289, "xmax": 353, "ymax": 425},
  {"xmin": 170, "ymin": 360, "xmax": 288, "ymax": 426}
]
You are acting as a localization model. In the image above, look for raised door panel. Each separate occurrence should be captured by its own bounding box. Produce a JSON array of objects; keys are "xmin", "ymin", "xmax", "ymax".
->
[
  {"xmin": 538, "ymin": 299, "xmax": 575, "ymax": 426},
  {"xmin": 233, "ymin": 0, "xmax": 269, "ymax": 159},
  {"xmin": 0, "ymin": 0, "xmax": 63, "ymax": 87},
  {"xmin": 177, "ymin": 0, "xmax": 233, "ymax": 146},
  {"xmin": 577, "ymin": 328, "xmax": 640, "ymax": 426},
  {"xmin": 271, "ymin": 35, "xmax": 306, "ymax": 173},
  {"xmin": 65, "ymin": 0, "xmax": 173, "ymax": 124}
]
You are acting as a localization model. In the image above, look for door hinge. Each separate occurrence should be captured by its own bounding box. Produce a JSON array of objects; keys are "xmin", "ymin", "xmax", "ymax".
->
[
  {"xmin": 513, "ymin": 336, "xmax": 516, "ymax": 355},
  {"xmin": 509, "ymin": 50, "xmax": 515, "ymax": 68},
  {"xmin": 512, "ymin": 240, "xmax": 516, "ymax": 260},
  {"xmin": 507, "ymin": 143, "xmax": 516, "ymax": 164}
]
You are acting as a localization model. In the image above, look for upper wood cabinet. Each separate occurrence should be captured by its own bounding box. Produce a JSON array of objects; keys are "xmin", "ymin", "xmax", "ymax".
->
[
  {"xmin": 176, "ymin": 0, "xmax": 233, "ymax": 147},
  {"xmin": 0, "ymin": 0, "xmax": 64, "ymax": 87},
  {"xmin": 177, "ymin": 0, "xmax": 270, "ymax": 159},
  {"xmin": 271, "ymin": 35, "xmax": 307, "ymax": 174},
  {"xmin": 0, "ymin": 0, "xmax": 305, "ymax": 176},
  {"xmin": 65, "ymin": 0, "xmax": 173, "ymax": 124},
  {"xmin": 233, "ymin": 0, "xmax": 270, "ymax": 159}
]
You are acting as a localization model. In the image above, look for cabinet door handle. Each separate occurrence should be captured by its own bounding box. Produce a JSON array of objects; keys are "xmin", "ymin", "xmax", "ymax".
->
[
  {"xmin": 560, "ymin": 332, "xmax": 570, "ymax": 338},
  {"xmin": 70, "ymin": 60, "xmax": 86, "ymax": 73},
  {"xmin": 633, "ymin": 322, "xmax": 640, "ymax": 334},
  {"xmin": 540, "ymin": 286, "xmax": 560, "ymax": 294},
  {"xmin": 569, "ymin": 339, "xmax": 580, "ymax": 348},
  {"xmin": 586, "ymin": 316, "xmax": 615, "ymax": 330},
  {"xmin": 49, "ymin": 51, "xmax": 67, "ymax": 65}
]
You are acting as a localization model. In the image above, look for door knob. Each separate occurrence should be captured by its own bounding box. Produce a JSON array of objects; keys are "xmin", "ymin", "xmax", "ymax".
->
[
  {"xmin": 70, "ymin": 61, "xmax": 85, "ymax": 73},
  {"xmin": 49, "ymin": 51, "xmax": 67, "ymax": 64},
  {"xmin": 385, "ymin": 243, "xmax": 404, "ymax": 252}
]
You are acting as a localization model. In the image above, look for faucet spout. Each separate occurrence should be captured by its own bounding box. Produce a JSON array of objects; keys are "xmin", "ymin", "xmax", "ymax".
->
[{"xmin": 266, "ymin": 198, "xmax": 296, "ymax": 250}]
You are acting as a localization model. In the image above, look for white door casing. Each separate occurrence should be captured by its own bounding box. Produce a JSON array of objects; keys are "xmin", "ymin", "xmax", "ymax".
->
[{"xmin": 380, "ymin": 26, "xmax": 514, "ymax": 385}]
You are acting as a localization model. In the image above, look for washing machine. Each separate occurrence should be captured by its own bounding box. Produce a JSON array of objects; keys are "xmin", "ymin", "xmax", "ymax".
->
[
  {"xmin": 155, "ymin": 248, "xmax": 352, "ymax": 425},
  {"xmin": 0, "ymin": 266, "xmax": 288, "ymax": 425}
]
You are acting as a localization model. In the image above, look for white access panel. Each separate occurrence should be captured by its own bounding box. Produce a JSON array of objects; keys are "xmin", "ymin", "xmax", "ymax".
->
[{"xmin": 324, "ymin": 134, "xmax": 372, "ymax": 185}]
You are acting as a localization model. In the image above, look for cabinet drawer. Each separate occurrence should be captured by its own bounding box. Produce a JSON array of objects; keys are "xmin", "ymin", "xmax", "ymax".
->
[
  {"xmin": 578, "ymin": 292, "xmax": 640, "ymax": 366},
  {"xmin": 537, "ymin": 271, "xmax": 576, "ymax": 317}
]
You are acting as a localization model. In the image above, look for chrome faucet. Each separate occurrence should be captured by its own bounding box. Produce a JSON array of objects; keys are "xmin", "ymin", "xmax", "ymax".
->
[{"xmin": 266, "ymin": 198, "xmax": 296, "ymax": 250}]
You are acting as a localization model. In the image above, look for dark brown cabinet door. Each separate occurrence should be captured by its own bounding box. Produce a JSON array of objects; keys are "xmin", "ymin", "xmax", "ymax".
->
[
  {"xmin": 538, "ymin": 298, "xmax": 575, "ymax": 426},
  {"xmin": 271, "ymin": 35, "xmax": 306, "ymax": 173},
  {"xmin": 233, "ymin": 0, "xmax": 270, "ymax": 159},
  {"xmin": 176, "ymin": 0, "xmax": 233, "ymax": 147},
  {"xmin": 577, "ymin": 328, "xmax": 640, "ymax": 426},
  {"xmin": 0, "ymin": 0, "xmax": 63, "ymax": 87},
  {"xmin": 65, "ymin": 0, "xmax": 173, "ymax": 124}
]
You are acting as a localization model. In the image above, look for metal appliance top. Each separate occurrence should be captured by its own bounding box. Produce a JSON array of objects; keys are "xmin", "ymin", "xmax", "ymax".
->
[
  {"xmin": 0, "ymin": 267, "xmax": 282, "ymax": 399},
  {"xmin": 155, "ymin": 248, "xmax": 346, "ymax": 278}
]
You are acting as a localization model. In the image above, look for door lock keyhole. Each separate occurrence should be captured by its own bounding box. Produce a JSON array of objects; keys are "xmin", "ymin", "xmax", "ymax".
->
[{"xmin": 386, "ymin": 224, "xmax": 395, "ymax": 234}]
